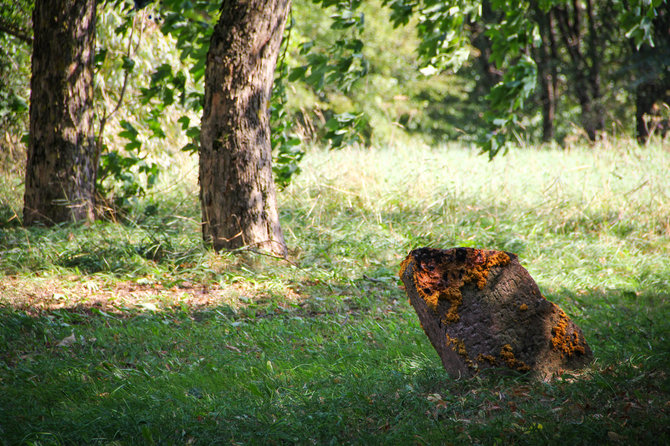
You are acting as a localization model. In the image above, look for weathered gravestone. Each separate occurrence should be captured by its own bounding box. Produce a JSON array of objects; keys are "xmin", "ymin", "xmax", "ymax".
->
[{"xmin": 399, "ymin": 247, "xmax": 593, "ymax": 380}]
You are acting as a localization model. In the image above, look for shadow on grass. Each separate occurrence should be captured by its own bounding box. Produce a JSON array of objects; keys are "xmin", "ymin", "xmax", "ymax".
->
[
  {"xmin": 0, "ymin": 203, "xmax": 21, "ymax": 228},
  {"xmin": 0, "ymin": 217, "xmax": 208, "ymax": 277},
  {"xmin": 1, "ymin": 284, "xmax": 669, "ymax": 445}
]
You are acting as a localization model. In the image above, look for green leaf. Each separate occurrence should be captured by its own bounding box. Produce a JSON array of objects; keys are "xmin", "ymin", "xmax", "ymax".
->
[
  {"xmin": 122, "ymin": 56, "xmax": 135, "ymax": 72},
  {"xmin": 118, "ymin": 120, "xmax": 139, "ymax": 140},
  {"xmin": 94, "ymin": 49, "xmax": 108, "ymax": 69},
  {"xmin": 124, "ymin": 141, "xmax": 142, "ymax": 152},
  {"xmin": 288, "ymin": 66, "xmax": 308, "ymax": 82},
  {"xmin": 177, "ymin": 116, "xmax": 190, "ymax": 130}
]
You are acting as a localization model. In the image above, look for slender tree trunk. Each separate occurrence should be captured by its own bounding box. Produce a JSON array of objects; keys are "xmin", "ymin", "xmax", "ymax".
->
[
  {"xmin": 199, "ymin": 0, "xmax": 290, "ymax": 256},
  {"xmin": 583, "ymin": 0, "xmax": 604, "ymax": 138},
  {"xmin": 23, "ymin": 0, "xmax": 97, "ymax": 225},
  {"xmin": 534, "ymin": 7, "xmax": 556, "ymax": 142},
  {"xmin": 633, "ymin": 3, "xmax": 670, "ymax": 143},
  {"xmin": 635, "ymin": 83, "xmax": 655, "ymax": 143},
  {"xmin": 547, "ymin": 11, "xmax": 559, "ymax": 137},
  {"xmin": 471, "ymin": 1, "xmax": 502, "ymax": 96},
  {"xmin": 554, "ymin": 1, "xmax": 603, "ymax": 141}
]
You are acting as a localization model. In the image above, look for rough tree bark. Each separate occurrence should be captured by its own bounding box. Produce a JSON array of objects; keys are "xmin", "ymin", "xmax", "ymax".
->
[
  {"xmin": 199, "ymin": 0, "xmax": 290, "ymax": 257},
  {"xmin": 23, "ymin": 0, "xmax": 97, "ymax": 225}
]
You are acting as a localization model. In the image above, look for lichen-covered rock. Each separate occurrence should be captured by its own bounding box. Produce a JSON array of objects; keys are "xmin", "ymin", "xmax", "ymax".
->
[{"xmin": 399, "ymin": 247, "xmax": 592, "ymax": 380}]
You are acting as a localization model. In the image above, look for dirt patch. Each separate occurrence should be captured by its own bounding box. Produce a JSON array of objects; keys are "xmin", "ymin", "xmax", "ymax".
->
[{"xmin": 0, "ymin": 275, "xmax": 302, "ymax": 314}]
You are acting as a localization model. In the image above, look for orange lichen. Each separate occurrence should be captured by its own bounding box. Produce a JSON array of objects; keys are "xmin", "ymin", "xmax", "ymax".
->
[
  {"xmin": 400, "ymin": 248, "xmax": 511, "ymax": 323},
  {"xmin": 462, "ymin": 250, "xmax": 511, "ymax": 290},
  {"xmin": 499, "ymin": 344, "xmax": 531, "ymax": 372},
  {"xmin": 550, "ymin": 305, "xmax": 587, "ymax": 357},
  {"xmin": 519, "ymin": 303, "xmax": 528, "ymax": 311},
  {"xmin": 477, "ymin": 353, "xmax": 498, "ymax": 365},
  {"xmin": 446, "ymin": 334, "xmax": 475, "ymax": 369},
  {"xmin": 446, "ymin": 334, "xmax": 468, "ymax": 356},
  {"xmin": 398, "ymin": 256, "xmax": 412, "ymax": 279}
]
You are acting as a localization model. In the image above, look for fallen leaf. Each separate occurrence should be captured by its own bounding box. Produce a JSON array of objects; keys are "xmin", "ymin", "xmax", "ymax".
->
[
  {"xmin": 608, "ymin": 431, "xmax": 625, "ymax": 443},
  {"xmin": 57, "ymin": 332, "xmax": 76, "ymax": 347},
  {"xmin": 138, "ymin": 302, "xmax": 158, "ymax": 311}
]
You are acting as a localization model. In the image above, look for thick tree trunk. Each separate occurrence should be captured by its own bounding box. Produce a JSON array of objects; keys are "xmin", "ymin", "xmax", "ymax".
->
[
  {"xmin": 199, "ymin": 0, "xmax": 290, "ymax": 257},
  {"xmin": 23, "ymin": 0, "xmax": 97, "ymax": 225}
]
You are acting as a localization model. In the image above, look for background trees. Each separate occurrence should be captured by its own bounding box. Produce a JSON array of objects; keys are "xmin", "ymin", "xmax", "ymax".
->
[
  {"xmin": 0, "ymin": 0, "xmax": 667, "ymax": 237},
  {"xmin": 632, "ymin": 3, "xmax": 670, "ymax": 142},
  {"xmin": 381, "ymin": 0, "xmax": 667, "ymax": 154}
]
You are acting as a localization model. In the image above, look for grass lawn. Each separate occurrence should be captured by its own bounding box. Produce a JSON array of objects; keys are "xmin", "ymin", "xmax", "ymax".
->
[{"xmin": 1, "ymin": 141, "xmax": 669, "ymax": 444}]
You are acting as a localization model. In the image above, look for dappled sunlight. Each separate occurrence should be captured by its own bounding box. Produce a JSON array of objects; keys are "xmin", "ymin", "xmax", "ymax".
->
[{"xmin": 0, "ymin": 275, "xmax": 265, "ymax": 313}]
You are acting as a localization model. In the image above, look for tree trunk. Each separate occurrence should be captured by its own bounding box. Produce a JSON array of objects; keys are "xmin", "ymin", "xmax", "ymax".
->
[
  {"xmin": 635, "ymin": 83, "xmax": 656, "ymax": 143},
  {"xmin": 23, "ymin": 0, "xmax": 97, "ymax": 225},
  {"xmin": 582, "ymin": 0, "xmax": 604, "ymax": 140},
  {"xmin": 471, "ymin": 1, "xmax": 502, "ymax": 97},
  {"xmin": 400, "ymin": 247, "xmax": 593, "ymax": 380},
  {"xmin": 199, "ymin": 0, "xmax": 290, "ymax": 257},
  {"xmin": 534, "ymin": 8, "xmax": 557, "ymax": 142},
  {"xmin": 554, "ymin": 1, "xmax": 604, "ymax": 141},
  {"xmin": 633, "ymin": 3, "xmax": 670, "ymax": 143}
]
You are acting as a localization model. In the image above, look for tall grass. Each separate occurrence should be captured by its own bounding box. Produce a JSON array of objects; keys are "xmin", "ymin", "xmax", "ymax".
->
[
  {"xmin": 283, "ymin": 140, "xmax": 669, "ymax": 289},
  {"xmin": 1, "ymin": 140, "xmax": 669, "ymax": 444}
]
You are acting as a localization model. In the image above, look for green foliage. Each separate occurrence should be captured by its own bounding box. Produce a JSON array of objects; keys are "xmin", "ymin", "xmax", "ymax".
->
[
  {"xmin": 97, "ymin": 120, "xmax": 160, "ymax": 210},
  {"xmin": 481, "ymin": 55, "xmax": 537, "ymax": 157},
  {"xmin": 282, "ymin": 0, "xmax": 372, "ymax": 154},
  {"xmin": 92, "ymin": 1, "xmax": 201, "ymax": 212},
  {"xmin": 381, "ymin": 0, "xmax": 669, "ymax": 153},
  {"xmin": 286, "ymin": 0, "xmax": 482, "ymax": 147},
  {"xmin": 271, "ymin": 37, "xmax": 305, "ymax": 190},
  {"xmin": 0, "ymin": 0, "xmax": 32, "ymax": 43},
  {"xmin": 291, "ymin": 1, "xmax": 368, "ymax": 94},
  {"xmin": 0, "ymin": 1, "xmax": 32, "ymax": 165},
  {"xmin": 3, "ymin": 0, "xmax": 668, "ymax": 204},
  {"xmin": 383, "ymin": 0, "xmax": 480, "ymax": 71},
  {"xmin": 620, "ymin": 0, "xmax": 666, "ymax": 48},
  {"xmin": 0, "ymin": 80, "xmax": 28, "ymax": 122}
]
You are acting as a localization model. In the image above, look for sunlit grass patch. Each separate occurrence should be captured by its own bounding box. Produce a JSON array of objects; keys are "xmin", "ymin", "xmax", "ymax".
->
[{"xmin": 1, "ymin": 140, "xmax": 669, "ymax": 444}]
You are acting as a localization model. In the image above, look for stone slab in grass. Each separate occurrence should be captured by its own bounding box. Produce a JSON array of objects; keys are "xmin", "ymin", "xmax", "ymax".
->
[{"xmin": 399, "ymin": 247, "xmax": 593, "ymax": 380}]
